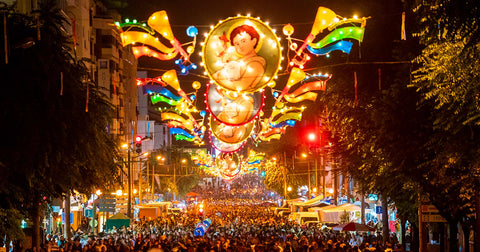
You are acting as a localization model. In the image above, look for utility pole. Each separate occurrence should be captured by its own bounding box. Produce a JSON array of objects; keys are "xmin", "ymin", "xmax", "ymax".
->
[{"xmin": 127, "ymin": 148, "xmax": 131, "ymax": 219}]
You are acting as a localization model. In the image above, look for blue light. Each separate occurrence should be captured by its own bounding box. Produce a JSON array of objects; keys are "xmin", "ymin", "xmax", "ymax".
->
[
  {"xmin": 273, "ymin": 92, "xmax": 279, "ymax": 98},
  {"xmin": 200, "ymin": 110, "xmax": 206, "ymax": 117},
  {"xmin": 186, "ymin": 26, "xmax": 198, "ymax": 37},
  {"xmin": 190, "ymin": 94, "xmax": 196, "ymax": 100}
]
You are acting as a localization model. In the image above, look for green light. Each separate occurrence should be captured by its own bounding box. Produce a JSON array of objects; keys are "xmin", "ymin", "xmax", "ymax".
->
[
  {"xmin": 115, "ymin": 21, "xmax": 120, "ymax": 26},
  {"xmin": 310, "ymin": 26, "xmax": 365, "ymax": 49},
  {"xmin": 125, "ymin": 18, "xmax": 130, "ymax": 23},
  {"xmin": 175, "ymin": 135, "xmax": 194, "ymax": 142},
  {"xmin": 151, "ymin": 95, "xmax": 179, "ymax": 105},
  {"xmin": 133, "ymin": 19, "xmax": 137, "ymax": 24}
]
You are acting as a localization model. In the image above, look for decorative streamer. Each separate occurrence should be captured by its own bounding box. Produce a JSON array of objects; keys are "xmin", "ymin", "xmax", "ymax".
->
[
  {"xmin": 86, "ymin": 81, "xmax": 89, "ymax": 112},
  {"xmin": 60, "ymin": 72, "xmax": 63, "ymax": 96},
  {"xmin": 121, "ymin": 31, "xmax": 176, "ymax": 54},
  {"xmin": 271, "ymin": 112, "xmax": 303, "ymax": 126},
  {"xmin": 143, "ymin": 85, "xmax": 182, "ymax": 100},
  {"xmin": 175, "ymin": 135, "xmax": 194, "ymax": 142},
  {"xmin": 401, "ymin": 12, "xmax": 406, "ymax": 41},
  {"xmin": 306, "ymin": 40, "xmax": 353, "ymax": 55},
  {"xmin": 270, "ymin": 120, "xmax": 296, "ymax": 128},
  {"xmin": 112, "ymin": 76, "xmax": 116, "ymax": 95},
  {"xmin": 270, "ymin": 105, "xmax": 303, "ymax": 120},
  {"xmin": 131, "ymin": 45, "xmax": 178, "ymax": 60},
  {"xmin": 170, "ymin": 127, "xmax": 194, "ymax": 139},
  {"xmin": 275, "ymin": 67, "xmax": 306, "ymax": 103},
  {"xmin": 354, "ymin": 71, "xmax": 358, "ymax": 107},
  {"xmin": 73, "ymin": 18, "xmax": 77, "ymax": 60},
  {"xmin": 151, "ymin": 94, "xmax": 180, "ymax": 106},
  {"xmin": 287, "ymin": 79, "xmax": 329, "ymax": 97},
  {"xmin": 309, "ymin": 26, "xmax": 365, "ymax": 49},
  {"xmin": 4, "ymin": 12, "xmax": 8, "ymax": 64},
  {"xmin": 378, "ymin": 68, "xmax": 381, "ymax": 91},
  {"xmin": 284, "ymin": 92, "xmax": 318, "ymax": 103}
]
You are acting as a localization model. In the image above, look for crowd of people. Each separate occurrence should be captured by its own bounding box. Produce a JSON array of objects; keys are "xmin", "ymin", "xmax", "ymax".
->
[{"xmin": 37, "ymin": 176, "xmax": 400, "ymax": 252}]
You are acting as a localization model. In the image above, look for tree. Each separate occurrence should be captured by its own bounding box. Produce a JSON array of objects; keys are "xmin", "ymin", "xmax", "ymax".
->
[
  {"xmin": 410, "ymin": 1, "xmax": 480, "ymax": 251},
  {"xmin": 0, "ymin": 0, "xmax": 120, "ymax": 248}
]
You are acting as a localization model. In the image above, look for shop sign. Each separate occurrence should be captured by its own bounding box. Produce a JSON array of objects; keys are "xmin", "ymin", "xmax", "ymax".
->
[
  {"xmin": 421, "ymin": 205, "xmax": 439, "ymax": 213},
  {"xmin": 421, "ymin": 214, "xmax": 446, "ymax": 222}
]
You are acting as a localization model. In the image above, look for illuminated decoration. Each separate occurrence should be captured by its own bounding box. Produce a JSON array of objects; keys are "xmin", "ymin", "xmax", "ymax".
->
[
  {"xmin": 118, "ymin": 10, "xmax": 197, "ymax": 72},
  {"xmin": 201, "ymin": 16, "xmax": 281, "ymax": 93},
  {"xmin": 151, "ymin": 94, "xmax": 181, "ymax": 106},
  {"xmin": 210, "ymin": 134, "xmax": 246, "ymax": 153},
  {"xmin": 206, "ymin": 83, "xmax": 264, "ymax": 126},
  {"xmin": 118, "ymin": 6, "xmax": 365, "ymax": 181},
  {"xmin": 254, "ymin": 68, "xmax": 331, "ymax": 143},
  {"xmin": 306, "ymin": 40, "xmax": 353, "ymax": 55},
  {"xmin": 284, "ymin": 6, "xmax": 368, "ymax": 69},
  {"xmin": 308, "ymin": 26, "xmax": 365, "ymax": 50},
  {"xmin": 175, "ymin": 58, "xmax": 198, "ymax": 75},
  {"xmin": 131, "ymin": 45, "xmax": 177, "ymax": 60},
  {"xmin": 210, "ymin": 117, "xmax": 254, "ymax": 144},
  {"xmin": 192, "ymin": 81, "xmax": 201, "ymax": 90},
  {"xmin": 143, "ymin": 85, "xmax": 182, "ymax": 100},
  {"xmin": 216, "ymin": 152, "xmax": 241, "ymax": 180}
]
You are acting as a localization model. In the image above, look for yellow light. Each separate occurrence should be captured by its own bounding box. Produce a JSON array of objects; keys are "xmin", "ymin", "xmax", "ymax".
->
[
  {"xmin": 328, "ymin": 188, "xmax": 334, "ymax": 194},
  {"xmin": 287, "ymin": 186, "xmax": 292, "ymax": 192},
  {"xmin": 302, "ymin": 153, "xmax": 307, "ymax": 158},
  {"xmin": 182, "ymin": 159, "xmax": 187, "ymax": 163},
  {"xmin": 116, "ymin": 189, "xmax": 123, "ymax": 196},
  {"xmin": 313, "ymin": 188, "xmax": 317, "ymax": 193},
  {"xmin": 121, "ymin": 143, "xmax": 128, "ymax": 149},
  {"xmin": 133, "ymin": 189, "xmax": 138, "ymax": 194},
  {"xmin": 95, "ymin": 189, "xmax": 102, "ymax": 196}
]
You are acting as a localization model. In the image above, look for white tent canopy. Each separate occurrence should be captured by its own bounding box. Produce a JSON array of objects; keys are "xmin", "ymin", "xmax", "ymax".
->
[{"xmin": 309, "ymin": 204, "xmax": 361, "ymax": 223}]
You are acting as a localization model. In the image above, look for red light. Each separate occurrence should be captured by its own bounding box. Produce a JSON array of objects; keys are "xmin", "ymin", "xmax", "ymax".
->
[
  {"xmin": 308, "ymin": 133, "xmax": 316, "ymax": 142},
  {"xmin": 135, "ymin": 136, "xmax": 142, "ymax": 143}
]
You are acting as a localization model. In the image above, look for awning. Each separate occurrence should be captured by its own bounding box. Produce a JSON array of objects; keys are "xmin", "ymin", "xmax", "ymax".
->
[{"xmin": 292, "ymin": 195, "xmax": 329, "ymax": 207}]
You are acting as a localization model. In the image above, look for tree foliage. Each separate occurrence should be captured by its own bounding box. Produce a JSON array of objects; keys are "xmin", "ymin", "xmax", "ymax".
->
[{"xmin": 0, "ymin": 0, "xmax": 120, "ymax": 242}]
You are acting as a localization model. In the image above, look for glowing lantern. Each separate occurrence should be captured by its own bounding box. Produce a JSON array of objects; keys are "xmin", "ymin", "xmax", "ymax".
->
[
  {"xmin": 187, "ymin": 26, "xmax": 198, "ymax": 37},
  {"xmin": 187, "ymin": 46, "xmax": 195, "ymax": 54},
  {"xmin": 282, "ymin": 24, "xmax": 294, "ymax": 36},
  {"xmin": 192, "ymin": 81, "xmax": 201, "ymax": 90}
]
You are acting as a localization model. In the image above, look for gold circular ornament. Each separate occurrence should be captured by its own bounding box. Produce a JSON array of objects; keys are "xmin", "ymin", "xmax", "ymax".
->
[{"xmin": 202, "ymin": 16, "xmax": 281, "ymax": 93}]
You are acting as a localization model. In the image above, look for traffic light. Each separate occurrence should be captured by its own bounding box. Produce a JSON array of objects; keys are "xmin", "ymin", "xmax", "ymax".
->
[
  {"xmin": 135, "ymin": 136, "xmax": 142, "ymax": 153},
  {"xmin": 305, "ymin": 130, "xmax": 320, "ymax": 146}
]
